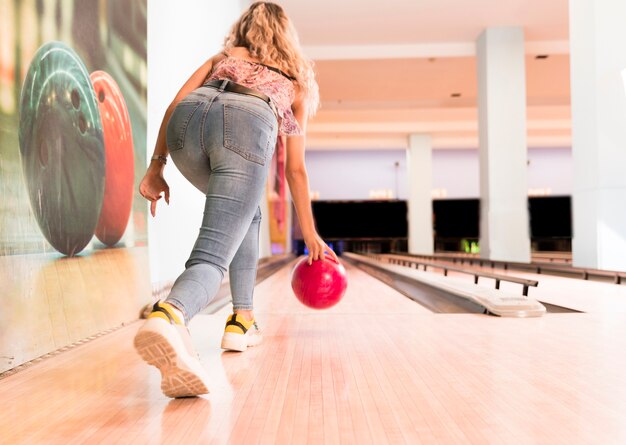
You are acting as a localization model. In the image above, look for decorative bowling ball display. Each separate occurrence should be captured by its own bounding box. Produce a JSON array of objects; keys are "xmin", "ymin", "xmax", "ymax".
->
[
  {"xmin": 18, "ymin": 41, "xmax": 105, "ymax": 256},
  {"xmin": 90, "ymin": 70, "xmax": 134, "ymax": 246},
  {"xmin": 291, "ymin": 255, "xmax": 348, "ymax": 309}
]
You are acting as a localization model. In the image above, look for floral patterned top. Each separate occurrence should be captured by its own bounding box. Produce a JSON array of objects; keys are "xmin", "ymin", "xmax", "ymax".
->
[{"xmin": 205, "ymin": 56, "xmax": 302, "ymax": 136}]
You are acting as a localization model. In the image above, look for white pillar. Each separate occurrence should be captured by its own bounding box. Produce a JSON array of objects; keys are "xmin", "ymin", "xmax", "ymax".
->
[
  {"xmin": 406, "ymin": 134, "xmax": 433, "ymax": 255},
  {"xmin": 570, "ymin": 0, "xmax": 626, "ymax": 271},
  {"xmin": 476, "ymin": 27, "xmax": 531, "ymax": 263}
]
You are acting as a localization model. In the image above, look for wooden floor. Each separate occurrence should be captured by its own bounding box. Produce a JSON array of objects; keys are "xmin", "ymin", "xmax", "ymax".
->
[{"xmin": 2, "ymin": 260, "xmax": 626, "ymax": 444}]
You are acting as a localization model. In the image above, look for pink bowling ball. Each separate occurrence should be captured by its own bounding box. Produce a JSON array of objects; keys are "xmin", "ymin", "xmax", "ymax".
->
[{"xmin": 291, "ymin": 254, "xmax": 348, "ymax": 309}]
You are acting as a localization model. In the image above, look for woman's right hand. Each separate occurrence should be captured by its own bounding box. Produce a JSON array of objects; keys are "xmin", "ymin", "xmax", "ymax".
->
[
  {"xmin": 139, "ymin": 164, "xmax": 170, "ymax": 217},
  {"xmin": 303, "ymin": 231, "xmax": 338, "ymax": 265}
]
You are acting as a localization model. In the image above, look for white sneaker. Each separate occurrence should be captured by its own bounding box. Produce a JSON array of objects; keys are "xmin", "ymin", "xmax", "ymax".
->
[{"xmin": 134, "ymin": 302, "xmax": 210, "ymax": 398}]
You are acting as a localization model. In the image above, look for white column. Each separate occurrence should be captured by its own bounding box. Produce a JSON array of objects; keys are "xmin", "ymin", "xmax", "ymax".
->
[
  {"xmin": 570, "ymin": 0, "xmax": 626, "ymax": 271},
  {"xmin": 406, "ymin": 134, "xmax": 433, "ymax": 255},
  {"xmin": 476, "ymin": 27, "xmax": 531, "ymax": 263}
]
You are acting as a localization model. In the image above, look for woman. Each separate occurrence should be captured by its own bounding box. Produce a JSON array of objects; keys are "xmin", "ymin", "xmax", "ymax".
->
[{"xmin": 134, "ymin": 2, "xmax": 337, "ymax": 398}]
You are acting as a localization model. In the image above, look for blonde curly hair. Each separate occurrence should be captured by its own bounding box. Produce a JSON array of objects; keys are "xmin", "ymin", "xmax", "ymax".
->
[{"xmin": 224, "ymin": 2, "xmax": 319, "ymax": 115}]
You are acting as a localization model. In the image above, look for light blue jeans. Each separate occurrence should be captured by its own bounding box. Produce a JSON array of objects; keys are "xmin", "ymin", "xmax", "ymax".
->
[{"xmin": 164, "ymin": 84, "xmax": 278, "ymax": 323}]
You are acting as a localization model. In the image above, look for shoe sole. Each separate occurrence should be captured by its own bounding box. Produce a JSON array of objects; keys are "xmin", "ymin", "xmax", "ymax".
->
[
  {"xmin": 221, "ymin": 332, "xmax": 262, "ymax": 352},
  {"xmin": 134, "ymin": 319, "xmax": 210, "ymax": 398}
]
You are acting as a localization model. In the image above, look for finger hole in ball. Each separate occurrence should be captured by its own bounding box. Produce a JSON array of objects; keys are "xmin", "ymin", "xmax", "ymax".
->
[{"xmin": 71, "ymin": 88, "xmax": 80, "ymax": 109}]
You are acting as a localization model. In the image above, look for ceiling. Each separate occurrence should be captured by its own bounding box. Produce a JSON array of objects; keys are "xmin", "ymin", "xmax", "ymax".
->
[
  {"xmin": 281, "ymin": 0, "xmax": 568, "ymax": 45},
  {"xmin": 274, "ymin": 0, "xmax": 572, "ymax": 150}
]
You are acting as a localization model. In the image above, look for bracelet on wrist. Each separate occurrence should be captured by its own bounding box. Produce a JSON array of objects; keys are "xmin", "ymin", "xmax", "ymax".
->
[{"xmin": 151, "ymin": 155, "xmax": 168, "ymax": 165}]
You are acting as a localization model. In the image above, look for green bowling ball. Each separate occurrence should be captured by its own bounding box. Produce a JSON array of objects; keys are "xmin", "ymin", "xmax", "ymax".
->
[{"xmin": 18, "ymin": 41, "xmax": 105, "ymax": 256}]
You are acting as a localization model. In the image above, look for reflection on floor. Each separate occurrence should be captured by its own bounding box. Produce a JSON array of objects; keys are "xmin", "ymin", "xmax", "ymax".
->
[{"xmin": 0, "ymin": 247, "xmax": 151, "ymax": 373}]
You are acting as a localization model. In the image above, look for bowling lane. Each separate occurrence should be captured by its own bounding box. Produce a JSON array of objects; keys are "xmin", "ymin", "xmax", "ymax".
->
[
  {"xmin": 343, "ymin": 255, "xmax": 486, "ymax": 314},
  {"xmin": 351, "ymin": 254, "xmax": 578, "ymax": 314},
  {"xmin": 246, "ymin": 256, "xmax": 432, "ymax": 316}
]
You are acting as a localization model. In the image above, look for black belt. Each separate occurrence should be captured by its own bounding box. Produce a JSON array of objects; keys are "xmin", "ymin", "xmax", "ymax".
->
[{"xmin": 203, "ymin": 79, "xmax": 271, "ymax": 105}]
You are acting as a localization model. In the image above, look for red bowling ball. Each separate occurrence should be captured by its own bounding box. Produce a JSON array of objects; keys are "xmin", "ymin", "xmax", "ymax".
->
[
  {"xmin": 90, "ymin": 70, "xmax": 135, "ymax": 246},
  {"xmin": 291, "ymin": 255, "xmax": 348, "ymax": 309}
]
